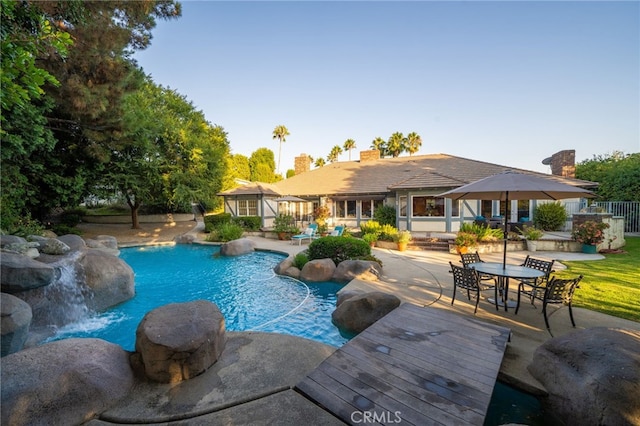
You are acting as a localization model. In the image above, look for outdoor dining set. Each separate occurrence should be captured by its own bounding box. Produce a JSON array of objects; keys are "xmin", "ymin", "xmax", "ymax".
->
[{"xmin": 450, "ymin": 252, "xmax": 583, "ymax": 336}]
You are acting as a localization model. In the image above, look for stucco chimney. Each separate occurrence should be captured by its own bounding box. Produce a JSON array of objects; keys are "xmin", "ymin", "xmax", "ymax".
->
[
  {"xmin": 294, "ymin": 153, "xmax": 311, "ymax": 175},
  {"xmin": 359, "ymin": 150, "xmax": 381, "ymax": 162},
  {"xmin": 550, "ymin": 150, "xmax": 576, "ymax": 178}
]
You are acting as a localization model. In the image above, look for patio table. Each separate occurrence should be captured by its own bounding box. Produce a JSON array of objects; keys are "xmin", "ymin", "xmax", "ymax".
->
[{"xmin": 468, "ymin": 262, "xmax": 545, "ymax": 312}]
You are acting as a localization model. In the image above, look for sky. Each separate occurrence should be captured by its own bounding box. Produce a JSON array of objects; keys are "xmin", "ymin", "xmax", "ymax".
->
[{"xmin": 134, "ymin": 1, "xmax": 639, "ymax": 175}]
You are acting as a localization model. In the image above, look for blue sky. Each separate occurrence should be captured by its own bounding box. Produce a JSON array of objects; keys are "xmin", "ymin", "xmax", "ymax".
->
[{"xmin": 135, "ymin": 1, "xmax": 639, "ymax": 175}]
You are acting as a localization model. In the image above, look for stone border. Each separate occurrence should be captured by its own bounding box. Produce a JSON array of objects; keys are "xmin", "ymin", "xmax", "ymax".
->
[{"xmin": 82, "ymin": 213, "xmax": 194, "ymax": 224}]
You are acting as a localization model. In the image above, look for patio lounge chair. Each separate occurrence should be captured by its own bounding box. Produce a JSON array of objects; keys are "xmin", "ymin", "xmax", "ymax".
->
[
  {"xmin": 290, "ymin": 224, "xmax": 317, "ymax": 245},
  {"xmin": 329, "ymin": 225, "xmax": 344, "ymax": 236}
]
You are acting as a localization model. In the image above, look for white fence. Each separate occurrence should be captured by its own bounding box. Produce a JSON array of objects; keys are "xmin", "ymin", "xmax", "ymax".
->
[{"xmin": 563, "ymin": 201, "xmax": 640, "ymax": 233}]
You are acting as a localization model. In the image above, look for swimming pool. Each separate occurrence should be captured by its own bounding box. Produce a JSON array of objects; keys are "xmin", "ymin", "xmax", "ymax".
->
[{"xmin": 50, "ymin": 244, "xmax": 349, "ymax": 351}]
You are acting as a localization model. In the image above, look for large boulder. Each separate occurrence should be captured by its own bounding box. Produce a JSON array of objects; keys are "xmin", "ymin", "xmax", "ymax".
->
[
  {"xmin": 85, "ymin": 235, "xmax": 119, "ymax": 256},
  {"xmin": 332, "ymin": 260, "xmax": 382, "ymax": 283},
  {"xmin": 0, "ymin": 235, "xmax": 27, "ymax": 247},
  {"xmin": 1, "ymin": 293, "xmax": 33, "ymax": 356},
  {"xmin": 56, "ymin": 234, "xmax": 86, "ymax": 252},
  {"xmin": 528, "ymin": 327, "xmax": 640, "ymax": 426},
  {"xmin": 135, "ymin": 300, "xmax": 227, "ymax": 383},
  {"xmin": 39, "ymin": 238, "xmax": 71, "ymax": 255},
  {"xmin": 300, "ymin": 258, "xmax": 336, "ymax": 282},
  {"xmin": 0, "ymin": 252, "xmax": 56, "ymax": 293},
  {"xmin": 219, "ymin": 238, "xmax": 256, "ymax": 256},
  {"xmin": 331, "ymin": 291, "xmax": 401, "ymax": 334},
  {"xmin": 80, "ymin": 250, "xmax": 135, "ymax": 311},
  {"xmin": 274, "ymin": 255, "xmax": 295, "ymax": 275},
  {"xmin": 1, "ymin": 338, "xmax": 135, "ymax": 426}
]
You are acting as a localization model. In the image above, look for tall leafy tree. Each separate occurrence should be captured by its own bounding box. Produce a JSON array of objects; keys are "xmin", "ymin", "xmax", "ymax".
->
[
  {"xmin": 314, "ymin": 157, "xmax": 326, "ymax": 168},
  {"xmin": 406, "ymin": 132, "xmax": 422, "ymax": 156},
  {"xmin": 371, "ymin": 137, "xmax": 387, "ymax": 157},
  {"xmin": 343, "ymin": 138, "xmax": 357, "ymax": 161},
  {"xmin": 107, "ymin": 78, "xmax": 230, "ymax": 228},
  {"xmin": 272, "ymin": 124, "xmax": 289, "ymax": 174},
  {"xmin": 576, "ymin": 152, "xmax": 640, "ymax": 201},
  {"xmin": 327, "ymin": 145, "xmax": 343, "ymax": 163},
  {"xmin": 249, "ymin": 148, "xmax": 277, "ymax": 182},
  {"xmin": 387, "ymin": 132, "xmax": 406, "ymax": 157}
]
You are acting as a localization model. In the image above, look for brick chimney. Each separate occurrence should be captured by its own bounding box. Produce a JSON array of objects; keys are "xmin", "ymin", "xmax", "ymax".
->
[
  {"xmin": 359, "ymin": 150, "xmax": 381, "ymax": 162},
  {"xmin": 550, "ymin": 150, "xmax": 576, "ymax": 178},
  {"xmin": 294, "ymin": 153, "xmax": 311, "ymax": 175}
]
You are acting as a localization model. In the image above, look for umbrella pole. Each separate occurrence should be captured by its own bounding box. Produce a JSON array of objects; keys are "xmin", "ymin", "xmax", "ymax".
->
[{"xmin": 502, "ymin": 192, "xmax": 509, "ymax": 268}]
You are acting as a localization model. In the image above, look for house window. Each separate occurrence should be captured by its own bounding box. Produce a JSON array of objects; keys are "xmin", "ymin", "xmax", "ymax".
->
[
  {"xmin": 361, "ymin": 199, "xmax": 384, "ymax": 219},
  {"xmin": 335, "ymin": 200, "xmax": 357, "ymax": 218},
  {"xmin": 411, "ymin": 196, "xmax": 456, "ymax": 217},
  {"xmin": 238, "ymin": 199, "xmax": 257, "ymax": 216},
  {"xmin": 399, "ymin": 196, "xmax": 407, "ymax": 217}
]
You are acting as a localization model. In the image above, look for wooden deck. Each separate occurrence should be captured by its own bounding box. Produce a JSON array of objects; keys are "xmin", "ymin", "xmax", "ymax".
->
[{"xmin": 296, "ymin": 303, "xmax": 511, "ymax": 425}]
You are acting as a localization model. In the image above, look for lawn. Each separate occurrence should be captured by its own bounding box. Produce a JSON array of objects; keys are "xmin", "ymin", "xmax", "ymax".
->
[{"xmin": 554, "ymin": 236, "xmax": 640, "ymax": 322}]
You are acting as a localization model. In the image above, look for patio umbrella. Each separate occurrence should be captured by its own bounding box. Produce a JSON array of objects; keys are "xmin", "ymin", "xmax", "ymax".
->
[{"xmin": 438, "ymin": 170, "xmax": 595, "ymax": 268}]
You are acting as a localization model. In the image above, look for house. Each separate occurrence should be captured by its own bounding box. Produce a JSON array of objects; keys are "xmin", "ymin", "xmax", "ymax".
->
[{"xmin": 218, "ymin": 150, "xmax": 597, "ymax": 233}]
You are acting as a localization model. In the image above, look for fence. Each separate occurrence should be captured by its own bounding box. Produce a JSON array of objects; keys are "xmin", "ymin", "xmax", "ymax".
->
[{"xmin": 562, "ymin": 201, "xmax": 640, "ymax": 233}]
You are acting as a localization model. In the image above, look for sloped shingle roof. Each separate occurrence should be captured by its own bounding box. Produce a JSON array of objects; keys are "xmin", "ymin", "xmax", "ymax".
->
[{"xmin": 272, "ymin": 153, "xmax": 597, "ymax": 197}]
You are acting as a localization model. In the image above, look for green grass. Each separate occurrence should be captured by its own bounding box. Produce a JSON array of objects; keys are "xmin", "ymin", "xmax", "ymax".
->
[{"xmin": 553, "ymin": 236, "xmax": 640, "ymax": 322}]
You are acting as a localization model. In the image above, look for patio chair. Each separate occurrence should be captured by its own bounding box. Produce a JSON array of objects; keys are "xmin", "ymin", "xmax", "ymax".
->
[
  {"xmin": 449, "ymin": 262, "xmax": 496, "ymax": 314},
  {"xmin": 516, "ymin": 256, "xmax": 555, "ymax": 309},
  {"xmin": 459, "ymin": 252, "xmax": 497, "ymax": 286},
  {"xmin": 329, "ymin": 225, "xmax": 344, "ymax": 236},
  {"xmin": 290, "ymin": 223, "xmax": 317, "ymax": 245},
  {"xmin": 528, "ymin": 275, "xmax": 583, "ymax": 336}
]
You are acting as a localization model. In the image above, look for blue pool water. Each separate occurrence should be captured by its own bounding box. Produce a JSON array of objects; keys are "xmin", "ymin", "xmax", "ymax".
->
[{"xmin": 51, "ymin": 245, "xmax": 349, "ymax": 350}]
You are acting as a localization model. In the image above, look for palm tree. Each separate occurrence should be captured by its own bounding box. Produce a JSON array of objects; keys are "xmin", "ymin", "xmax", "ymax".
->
[
  {"xmin": 387, "ymin": 132, "xmax": 406, "ymax": 157},
  {"xmin": 314, "ymin": 157, "xmax": 325, "ymax": 168},
  {"xmin": 272, "ymin": 125, "xmax": 290, "ymax": 174},
  {"xmin": 371, "ymin": 137, "xmax": 386, "ymax": 157},
  {"xmin": 343, "ymin": 138, "xmax": 356, "ymax": 161},
  {"xmin": 327, "ymin": 145, "xmax": 343, "ymax": 163},
  {"xmin": 406, "ymin": 132, "xmax": 422, "ymax": 156}
]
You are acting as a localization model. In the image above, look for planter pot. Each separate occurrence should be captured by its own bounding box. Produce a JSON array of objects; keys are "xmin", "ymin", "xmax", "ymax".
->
[
  {"xmin": 455, "ymin": 246, "xmax": 468, "ymax": 254},
  {"xmin": 277, "ymin": 232, "xmax": 291, "ymax": 241},
  {"xmin": 369, "ymin": 242, "xmax": 376, "ymax": 248},
  {"xmin": 582, "ymin": 244, "xmax": 598, "ymax": 254},
  {"xmin": 526, "ymin": 240, "xmax": 538, "ymax": 252},
  {"xmin": 397, "ymin": 242, "xmax": 408, "ymax": 252}
]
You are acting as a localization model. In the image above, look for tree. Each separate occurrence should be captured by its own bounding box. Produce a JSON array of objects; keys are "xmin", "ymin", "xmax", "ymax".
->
[
  {"xmin": 314, "ymin": 157, "xmax": 326, "ymax": 168},
  {"xmin": 272, "ymin": 124, "xmax": 289, "ymax": 174},
  {"xmin": 406, "ymin": 132, "xmax": 422, "ymax": 156},
  {"xmin": 371, "ymin": 137, "xmax": 387, "ymax": 157},
  {"xmin": 387, "ymin": 132, "xmax": 406, "ymax": 158},
  {"xmin": 343, "ymin": 138, "xmax": 357, "ymax": 161},
  {"xmin": 249, "ymin": 148, "xmax": 277, "ymax": 182},
  {"xmin": 327, "ymin": 145, "xmax": 343, "ymax": 163},
  {"xmin": 286, "ymin": 169, "xmax": 296, "ymax": 178},
  {"xmin": 106, "ymin": 78, "xmax": 230, "ymax": 228},
  {"xmin": 576, "ymin": 152, "xmax": 640, "ymax": 201}
]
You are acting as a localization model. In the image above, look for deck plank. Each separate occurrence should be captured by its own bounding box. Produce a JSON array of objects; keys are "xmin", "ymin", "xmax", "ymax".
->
[{"xmin": 296, "ymin": 303, "xmax": 510, "ymax": 426}]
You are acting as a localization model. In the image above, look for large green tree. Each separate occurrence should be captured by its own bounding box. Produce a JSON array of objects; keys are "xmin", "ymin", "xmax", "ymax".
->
[
  {"xmin": 249, "ymin": 148, "xmax": 277, "ymax": 183},
  {"xmin": 576, "ymin": 151, "xmax": 640, "ymax": 201},
  {"xmin": 107, "ymin": 78, "xmax": 230, "ymax": 228},
  {"xmin": 1, "ymin": 0, "xmax": 181, "ymax": 227},
  {"xmin": 272, "ymin": 124, "xmax": 289, "ymax": 175}
]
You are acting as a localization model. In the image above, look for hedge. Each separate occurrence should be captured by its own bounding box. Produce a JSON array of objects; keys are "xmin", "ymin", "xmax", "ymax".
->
[{"xmin": 307, "ymin": 236, "xmax": 371, "ymax": 265}]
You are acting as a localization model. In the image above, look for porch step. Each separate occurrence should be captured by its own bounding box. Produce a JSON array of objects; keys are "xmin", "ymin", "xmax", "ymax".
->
[{"xmin": 408, "ymin": 238, "xmax": 452, "ymax": 252}]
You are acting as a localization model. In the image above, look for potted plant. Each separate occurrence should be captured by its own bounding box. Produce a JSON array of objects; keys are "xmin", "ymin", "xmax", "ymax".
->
[
  {"xmin": 454, "ymin": 232, "xmax": 478, "ymax": 254},
  {"xmin": 393, "ymin": 230, "xmax": 412, "ymax": 251},
  {"xmin": 274, "ymin": 214, "xmax": 298, "ymax": 240},
  {"xmin": 572, "ymin": 220, "xmax": 610, "ymax": 253},
  {"xmin": 313, "ymin": 205, "xmax": 331, "ymax": 235},
  {"xmin": 520, "ymin": 226, "xmax": 544, "ymax": 252},
  {"xmin": 362, "ymin": 233, "xmax": 379, "ymax": 248}
]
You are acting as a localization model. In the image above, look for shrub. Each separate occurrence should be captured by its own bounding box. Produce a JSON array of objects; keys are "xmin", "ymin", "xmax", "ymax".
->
[
  {"xmin": 362, "ymin": 233, "xmax": 378, "ymax": 245},
  {"xmin": 533, "ymin": 202, "xmax": 567, "ymax": 231},
  {"xmin": 373, "ymin": 205, "xmax": 396, "ymax": 226},
  {"xmin": 454, "ymin": 232, "xmax": 478, "ymax": 248},
  {"xmin": 572, "ymin": 221, "xmax": 610, "ymax": 245},
  {"xmin": 204, "ymin": 213, "xmax": 232, "ymax": 232},
  {"xmin": 307, "ymin": 236, "xmax": 371, "ymax": 265},
  {"xmin": 217, "ymin": 223, "xmax": 244, "ymax": 242},
  {"xmin": 360, "ymin": 220, "xmax": 382, "ymax": 236},
  {"xmin": 232, "ymin": 216, "xmax": 261, "ymax": 231},
  {"xmin": 459, "ymin": 222, "xmax": 502, "ymax": 242},
  {"xmin": 60, "ymin": 207, "xmax": 87, "ymax": 227},
  {"xmin": 51, "ymin": 224, "xmax": 82, "ymax": 236},
  {"xmin": 293, "ymin": 252, "xmax": 309, "ymax": 269},
  {"xmin": 520, "ymin": 225, "xmax": 544, "ymax": 240},
  {"xmin": 378, "ymin": 224, "xmax": 398, "ymax": 242},
  {"xmin": 3, "ymin": 216, "xmax": 45, "ymax": 237},
  {"xmin": 274, "ymin": 214, "xmax": 298, "ymax": 233}
]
